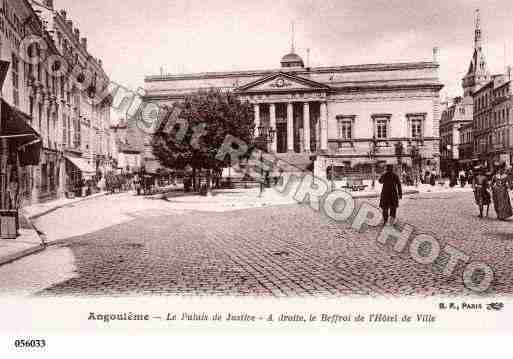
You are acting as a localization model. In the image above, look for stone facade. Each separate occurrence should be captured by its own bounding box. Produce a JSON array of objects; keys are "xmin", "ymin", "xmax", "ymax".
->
[
  {"xmin": 458, "ymin": 122, "xmax": 474, "ymax": 163},
  {"xmin": 27, "ymin": 0, "xmax": 112, "ymax": 201},
  {"xmin": 440, "ymin": 96, "xmax": 473, "ymax": 174},
  {"xmin": 0, "ymin": 0, "xmax": 50, "ymax": 204},
  {"xmin": 473, "ymin": 73, "xmax": 513, "ymax": 166},
  {"xmin": 144, "ymin": 48, "xmax": 443, "ymax": 179}
]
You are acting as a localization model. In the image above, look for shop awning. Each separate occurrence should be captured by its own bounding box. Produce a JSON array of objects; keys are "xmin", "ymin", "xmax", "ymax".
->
[
  {"xmin": 0, "ymin": 99, "xmax": 41, "ymax": 166},
  {"xmin": 65, "ymin": 156, "xmax": 96, "ymax": 177}
]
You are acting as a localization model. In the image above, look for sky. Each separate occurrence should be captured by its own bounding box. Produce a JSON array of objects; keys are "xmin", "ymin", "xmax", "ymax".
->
[{"xmin": 54, "ymin": 0, "xmax": 513, "ymax": 99}]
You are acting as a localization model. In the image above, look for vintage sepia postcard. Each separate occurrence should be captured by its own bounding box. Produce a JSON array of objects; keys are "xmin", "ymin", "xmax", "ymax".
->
[{"xmin": 0, "ymin": 0, "xmax": 512, "ymax": 355}]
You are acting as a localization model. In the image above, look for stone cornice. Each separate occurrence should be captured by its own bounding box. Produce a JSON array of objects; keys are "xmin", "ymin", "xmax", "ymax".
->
[
  {"xmin": 328, "ymin": 136, "xmax": 439, "ymax": 143},
  {"xmin": 145, "ymin": 61, "xmax": 439, "ymax": 82},
  {"xmin": 145, "ymin": 83, "xmax": 443, "ymax": 102}
]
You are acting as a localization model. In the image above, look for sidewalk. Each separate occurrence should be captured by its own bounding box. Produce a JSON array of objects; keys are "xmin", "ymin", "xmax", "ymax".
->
[
  {"xmin": 0, "ymin": 214, "xmax": 44, "ymax": 266},
  {"xmin": 22, "ymin": 191, "xmax": 106, "ymax": 219},
  {"xmin": 0, "ymin": 191, "xmax": 107, "ymax": 267}
]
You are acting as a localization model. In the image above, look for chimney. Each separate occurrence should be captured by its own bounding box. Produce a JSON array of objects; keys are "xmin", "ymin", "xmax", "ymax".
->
[
  {"xmin": 508, "ymin": 66, "xmax": 512, "ymax": 81},
  {"xmin": 81, "ymin": 37, "xmax": 87, "ymax": 50},
  {"xmin": 432, "ymin": 47, "xmax": 439, "ymax": 63},
  {"xmin": 60, "ymin": 10, "xmax": 66, "ymax": 19},
  {"xmin": 45, "ymin": 0, "xmax": 53, "ymax": 8},
  {"xmin": 74, "ymin": 28, "xmax": 80, "ymax": 40}
]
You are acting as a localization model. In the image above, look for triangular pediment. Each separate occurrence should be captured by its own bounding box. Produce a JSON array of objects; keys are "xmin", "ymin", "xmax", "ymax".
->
[{"xmin": 236, "ymin": 72, "xmax": 330, "ymax": 93}]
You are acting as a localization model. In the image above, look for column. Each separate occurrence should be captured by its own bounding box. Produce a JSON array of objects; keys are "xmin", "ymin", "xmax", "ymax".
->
[
  {"xmin": 303, "ymin": 102, "xmax": 310, "ymax": 153},
  {"xmin": 253, "ymin": 103, "xmax": 260, "ymax": 138},
  {"xmin": 320, "ymin": 101, "xmax": 328, "ymax": 152},
  {"xmin": 287, "ymin": 102, "xmax": 294, "ymax": 152},
  {"xmin": 269, "ymin": 103, "xmax": 277, "ymax": 153}
]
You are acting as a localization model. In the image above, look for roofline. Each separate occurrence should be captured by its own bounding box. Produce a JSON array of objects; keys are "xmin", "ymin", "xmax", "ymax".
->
[
  {"xmin": 143, "ymin": 83, "xmax": 444, "ymax": 101},
  {"xmin": 30, "ymin": 1, "xmax": 109, "ymax": 79},
  {"xmin": 472, "ymin": 80, "xmax": 495, "ymax": 95},
  {"xmin": 145, "ymin": 61, "xmax": 439, "ymax": 82},
  {"xmin": 235, "ymin": 71, "xmax": 331, "ymax": 92},
  {"xmin": 495, "ymin": 79, "xmax": 511, "ymax": 90},
  {"xmin": 473, "ymin": 75, "xmax": 511, "ymax": 96}
]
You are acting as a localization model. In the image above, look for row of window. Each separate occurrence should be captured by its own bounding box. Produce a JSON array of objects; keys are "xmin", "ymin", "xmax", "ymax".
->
[
  {"xmin": 459, "ymin": 130, "xmax": 473, "ymax": 145},
  {"xmin": 475, "ymin": 106, "xmax": 511, "ymax": 130},
  {"xmin": 337, "ymin": 116, "xmax": 424, "ymax": 140},
  {"xmin": 475, "ymin": 128, "xmax": 510, "ymax": 152},
  {"xmin": 441, "ymin": 105, "xmax": 465, "ymax": 123},
  {"xmin": 475, "ymin": 84, "xmax": 511, "ymax": 112},
  {"xmin": 10, "ymin": 46, "xmax": 108, "ymax": 152}
]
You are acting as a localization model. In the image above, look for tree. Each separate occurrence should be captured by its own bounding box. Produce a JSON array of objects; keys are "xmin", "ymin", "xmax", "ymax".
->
[{"xmin": 151, "ymin": 89, "xmax": 255, "ymax": 194}]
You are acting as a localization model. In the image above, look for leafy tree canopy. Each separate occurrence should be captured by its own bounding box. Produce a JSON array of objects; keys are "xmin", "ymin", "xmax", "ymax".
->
[{"xmin": 151, "ymin": 89, "xmax": 255, "ymax": 172}]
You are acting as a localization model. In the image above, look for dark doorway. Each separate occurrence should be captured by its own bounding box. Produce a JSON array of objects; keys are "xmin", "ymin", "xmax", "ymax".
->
[{"xmin": 276, "ymin": 122, "xmax": 287, "ymax": 153}]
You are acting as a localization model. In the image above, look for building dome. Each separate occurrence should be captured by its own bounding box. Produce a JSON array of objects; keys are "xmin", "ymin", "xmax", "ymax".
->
[{"xmin": 281, "ymin": 52, "xmax": 304, "ymax": 68}]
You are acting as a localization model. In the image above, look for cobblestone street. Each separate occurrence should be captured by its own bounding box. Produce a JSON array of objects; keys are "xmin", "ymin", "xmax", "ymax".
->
[{"xmin": 1, "ymin": 189, "xmax": 512, "ymax": 297}]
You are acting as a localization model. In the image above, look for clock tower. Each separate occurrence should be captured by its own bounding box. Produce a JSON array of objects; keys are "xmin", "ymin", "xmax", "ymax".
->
[{"xmin": 462, "ymin": 9, "xmax": 490, "ymax": 97}]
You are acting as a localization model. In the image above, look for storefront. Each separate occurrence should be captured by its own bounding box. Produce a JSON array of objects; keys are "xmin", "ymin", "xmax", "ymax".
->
[
  {"xmin": 64, "ymin": 154, "xmax": 96, "ymax": 197},
  {"xmin": 0, "ymin": 99, "xmax": 41, "ymax": 238}
]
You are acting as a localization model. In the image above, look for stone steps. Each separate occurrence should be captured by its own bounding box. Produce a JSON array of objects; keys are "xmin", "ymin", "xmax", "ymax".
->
[{"xmin": 272, "ymin": 152, "xmax": 314, "ymax": 172}]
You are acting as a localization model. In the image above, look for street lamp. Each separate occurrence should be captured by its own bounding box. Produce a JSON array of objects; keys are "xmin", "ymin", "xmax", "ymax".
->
[
  {"xmin": 395, "ymin": 141, "xmax": 404, "ymax": 171},
  {"xmin": 410, "ymin": 144, "xmax": 421, "ymax": 187},
  {"xmin": 368, "ymin": 136, "xmax": 378, "ymax": 189},
  {"xmin": 330, "ymin": 160, "xmax": 335, "ymax": 191},
  {"xmin": 255, "ymin": 125, "xmax": 275, "ymax": 197}
]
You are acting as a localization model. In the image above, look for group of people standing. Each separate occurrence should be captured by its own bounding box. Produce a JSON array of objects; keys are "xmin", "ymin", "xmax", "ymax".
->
[
  {"xmin": 449, "ymin": 168, "xmax": 474, "ymax": 188},
  {"xmin": 378, "ymin": 163, "xmax": 513, "ymax": 226},
  {"xmin": 99, "ymin": 172, "xmax": 152, "ymax": 195},
  {"xmin": 472, "ymin": 164, "xmax": 512, "ymax": 220},
  {"xmin": 132, "ymin": 173, "xmax": 157, "ymax": 196}
]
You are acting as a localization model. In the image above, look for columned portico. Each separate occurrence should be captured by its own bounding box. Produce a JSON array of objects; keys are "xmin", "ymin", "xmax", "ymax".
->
[
  {"xmin": 320, "ymin": 101, "xmax": 328, "ymax": 152},
  {"xmin": 287, "ymin": 102, "xmax": 294, "ymax": 152},
  {"xmin": 253, "ymin": 104, "xmax": 260, "ymax": 138},
  {"xmin": 303, "ymin": 102, "xmax": 310, "ymax": 153},
  {"xmin": 249, "ymin": 99, "xmax": 321, "ymax": 155},
  {"xmin": 269, "ymin": 103, "xmax": 277, "ymax": 152}
]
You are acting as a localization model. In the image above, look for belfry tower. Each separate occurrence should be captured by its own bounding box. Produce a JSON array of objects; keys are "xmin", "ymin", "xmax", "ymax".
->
[{"xmin": 462, "ymin": 9, "xmax": 490, "ymax": 97}]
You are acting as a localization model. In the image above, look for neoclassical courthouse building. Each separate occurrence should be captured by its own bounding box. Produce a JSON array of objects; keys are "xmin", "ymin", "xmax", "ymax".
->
[{"xmin": 144, "ymin": 44, "xmax": 444, "ymax": 178}]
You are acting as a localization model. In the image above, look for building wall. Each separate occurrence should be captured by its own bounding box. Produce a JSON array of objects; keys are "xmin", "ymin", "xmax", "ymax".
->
[
  {"xmin": 145, "ymin": 63, "xmax": 439, "ymax": 96},
  {"xmin": 0, "ymin": 0, "xmax": 49, "ymax": 204},
  {"xmin": 29, "ymin": 0, "xmax": 112, "ymax": 197},
  {"xmin": 326, "ymin": 93, "xmax": 436, "ymax": 140}
]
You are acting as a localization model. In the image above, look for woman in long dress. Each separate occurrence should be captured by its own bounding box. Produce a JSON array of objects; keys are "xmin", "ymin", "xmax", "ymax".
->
[
  {"xmin": 473, "ymin": 167, "xmax": 491, "ymax": 218},
  {"xmin": 491, "ymin": 166, "xmax": 513, "ymax": 220}
]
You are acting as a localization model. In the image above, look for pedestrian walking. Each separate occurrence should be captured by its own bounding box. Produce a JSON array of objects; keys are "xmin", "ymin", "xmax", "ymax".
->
[
  {"xmin": 491, "ymin": 164, "xmax": 513, "ymax": 220},
  {"xmin": 429, "ymin": 170, "xmax": 436, "ymax": 186},
  {"xmin": 472, "ymin": 166, "xmax": 491, "ymax": 218},
  {"xmin": 133, "ymin": 173, "xmax": 141, "ymax": 195},
  {"xmin": 467, "ymin": 169, "xmax": 473, "ymax": 186},
  {"xmin": 458, "ymin": 169, "xmax": 467, "ymax": 187},
  {"xmin": 379, "ymin": 164, "xmax": 403, "ymax": 226},
  {"xmin": 449, "ymin": 169, "xmax": 457, "ymax": 187}
]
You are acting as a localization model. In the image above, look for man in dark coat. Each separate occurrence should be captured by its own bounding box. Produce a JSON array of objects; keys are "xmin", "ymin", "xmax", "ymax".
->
[{"xmin": 379, "ymin": 164, "xmax": 403, "ymax": 225}]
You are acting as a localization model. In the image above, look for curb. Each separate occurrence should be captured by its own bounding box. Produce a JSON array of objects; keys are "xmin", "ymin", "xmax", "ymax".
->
[
  {"xmin": 0, "ymin": 243, "xmax": 46, "ymax": 267},
  {"xmin": 26, "ymin": 192, "xmax": 107, "ymax": 220},
  {"xmin": 0, "ymin": 193, "xmax": 107, "ymax": 266},
  {"xmin": 0, "ymin": 215, "xmax": 46, "ymax": 267}
]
